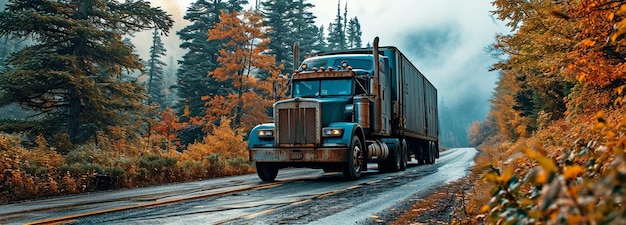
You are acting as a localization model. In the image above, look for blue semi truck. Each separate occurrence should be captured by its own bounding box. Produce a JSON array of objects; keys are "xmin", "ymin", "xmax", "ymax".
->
[{"xmin": 248, "ymin": 37, "xmax": 439, "ymax": 181}]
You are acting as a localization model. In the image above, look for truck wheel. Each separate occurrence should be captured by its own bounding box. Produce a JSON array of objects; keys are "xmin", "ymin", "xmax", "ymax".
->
[
  {"xmin": 256, "ymin": 162, "xmax": 278, "ymax": 181},
  {"xmin": 400, "ymin": 139, "xmax": 407, "ymax": 171},
  {"xmin": 342, "ymin": 135, "xmax": 363, "ymax": 181},
  {"xmin": 427, "ymin": 142, "xmax": 436, "ymax": 164}
]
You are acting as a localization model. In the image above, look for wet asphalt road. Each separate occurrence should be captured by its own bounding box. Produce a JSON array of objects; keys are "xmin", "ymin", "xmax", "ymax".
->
[{"xmin": 0, "ymin": 148, "xmax": 477, "ymax": 225}]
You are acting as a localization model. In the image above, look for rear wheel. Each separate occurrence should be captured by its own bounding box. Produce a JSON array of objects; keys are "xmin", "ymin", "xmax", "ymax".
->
[
  {"xmin": 417, "ymin": 143, "xmax": 427, "ymax": 165},
  {"xmin": 400, "ymin": 139, "xmax": 407, "ymax": 171},
  {"xmin": 343, "ymin": 135, "xmax": 364, "ymax": 181},
  {"xmin": 256, "ymin": 162, "xmax": 279, "ymax": 181},
  {"xmin": 428, "ymin": 142, "xmax": 436, "ymax": 164}
]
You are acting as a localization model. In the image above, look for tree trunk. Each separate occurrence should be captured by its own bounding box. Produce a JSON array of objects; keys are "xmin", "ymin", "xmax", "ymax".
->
[{"xmin": 67, "ymin": 88, "xmax": 81, "ymax": 144}]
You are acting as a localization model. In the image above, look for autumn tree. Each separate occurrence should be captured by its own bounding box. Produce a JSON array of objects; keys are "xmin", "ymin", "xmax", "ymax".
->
[
  {"xmin": 490, "ymin": 0, "xmax": 576, "ymax": 133},
  {"xmin": 176, "ymin": 0, "xmax": 246, "ymax": 117},
  {"xmin": 150, "ymin": 107, "xmax": 187, "ymax": 151},
  {"xmin": 0, "ymin": 0, "xmax": 173, "ymax": 145},
  {"xmin": 564, "ymin": 1, "xmax": 626, "ymax": 111},
  {"xmin": 206, "ymin": 10, "xmax": 277, "ymax": 131},
  {"xmin": 146, "ymin": 28, "xmax": 167, "ymax": 108},
  {"xmin": 175, "ymin": 0, "xmax": 245, "ymax": 145}
]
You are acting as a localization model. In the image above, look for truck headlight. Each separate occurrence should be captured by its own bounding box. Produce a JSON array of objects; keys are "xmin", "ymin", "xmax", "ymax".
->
[
  {"xmin": 322, "ymin": 127, "xmax": 344, "ymax": 137},
  {"xmin": 257, "ymin": 129, "xmax": 274, "ymax": 138}
]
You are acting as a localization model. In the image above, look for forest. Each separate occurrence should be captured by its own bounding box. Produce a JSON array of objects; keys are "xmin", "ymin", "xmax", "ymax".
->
[{"xmin": 463, "ymin": 0, "xmax": 626, "ymax": 223}]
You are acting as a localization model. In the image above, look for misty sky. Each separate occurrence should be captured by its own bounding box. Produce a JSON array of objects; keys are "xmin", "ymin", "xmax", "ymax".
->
[{"xmin": 135, "ymin": 0, "xmax": 509, "ymax": 123}]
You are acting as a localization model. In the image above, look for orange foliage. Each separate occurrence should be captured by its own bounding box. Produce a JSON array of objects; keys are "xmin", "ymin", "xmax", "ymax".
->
[
  {"xmin": 566, "ymin": 1, "xmax": 626, "ymax": 88},
  {"xmin": 181, "ymin": 117, "xmax": 248, "ymax": 161},
  {"xmin": 208, "ymin": 10, "xmax": 275, "ymax": 89},
  {"xmin": 152, "ymin": 107, "xmax": 188, "ymax": 143},
  {"xmin": 204, "ymin": 10, "xmax": 279, "ymax": 132}
]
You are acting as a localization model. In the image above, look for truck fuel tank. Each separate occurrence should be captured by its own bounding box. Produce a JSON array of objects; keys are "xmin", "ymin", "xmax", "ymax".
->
[{"xmin": 353, "ymin": 95, "xmax": 370, "ymax": 129}]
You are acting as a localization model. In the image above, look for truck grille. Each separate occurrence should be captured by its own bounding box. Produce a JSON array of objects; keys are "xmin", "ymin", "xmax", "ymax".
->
[{"xmin": 275, "ymin": 99, "xmax": 320, "ymax": 146}]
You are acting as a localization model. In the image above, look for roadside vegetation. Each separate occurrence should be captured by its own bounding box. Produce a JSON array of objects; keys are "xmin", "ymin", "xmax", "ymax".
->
[
  {"xmin": 463, "ymin": 0, "xmax": 626, "ymax": 224},
  {"xmin": 0, "ymin": 115, "xmax": 254, "ymax": 203}
]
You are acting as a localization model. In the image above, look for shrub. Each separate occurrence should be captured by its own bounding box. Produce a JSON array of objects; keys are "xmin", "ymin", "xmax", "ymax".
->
[
  {"xmin": 481, "ymin": 111, "xmax": 626, "ymax": 224},
  {"xmin": 137, "ymin": 154, "xmax": 178, "ymax": 184}
]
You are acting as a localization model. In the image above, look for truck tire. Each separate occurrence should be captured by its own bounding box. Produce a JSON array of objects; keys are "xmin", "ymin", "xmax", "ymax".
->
[
  {"xmin": 342, "ymin": 135, "xmax": 363, "ymax": 181},
  {"xmin": 400, "ymin": 139, "xmax": 407, "ymax": 171},
  {"xmin": 256, "ymin": 162, "xmax": 279, "ymax": 181},
  {"xmin": 379, "ymin": 144, "xmax": 401, "ymax": 172},
  {"xmin": 427, "ymin": 142, "xmax": 436, "ymax": 164}
]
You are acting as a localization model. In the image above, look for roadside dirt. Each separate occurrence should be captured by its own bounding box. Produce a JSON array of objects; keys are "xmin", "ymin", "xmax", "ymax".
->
[{"xmin": 389, "ymin": 172, "xmax": 482, "ymax": 225}]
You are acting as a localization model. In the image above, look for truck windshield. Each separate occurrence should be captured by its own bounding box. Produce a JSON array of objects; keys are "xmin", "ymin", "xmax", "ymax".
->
[{"xmin": 293, "ymin": 79, "xmax": 352, "ymax": 97}]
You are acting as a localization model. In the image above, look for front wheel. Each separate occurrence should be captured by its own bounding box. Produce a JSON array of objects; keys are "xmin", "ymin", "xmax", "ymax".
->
[
  {"xmin": 256, "ymin": 162, "xmax": 279, "ymax": 181},
  {"xmin": 342, "ymin": 135, "xmax": 364, "ymax": 181}
]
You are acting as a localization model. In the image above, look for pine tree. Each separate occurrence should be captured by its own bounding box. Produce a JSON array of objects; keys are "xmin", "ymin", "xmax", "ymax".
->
[
  {"xmin": 347, "ymin": 17, "xmax": 362, "ymax": 48},
  {"xmin": 327, "ymin": 0, "xmax": 347, "ymax": 50},
  {"xmin": 315, "ymin": 25, "xmax": 328, "ymax": 52},
  {"xmin": 262, "ymin": 0, "xmax": 320, "ymax": 74},
  {"xmin": 262, "ymin": 0, "xmax": 290, "ymax": 72},
  {"xmin": 0, "ymin": 0, "xmax": 173, "ymax": 145},
  {"xmin": 291, "ymin": 0, "xmax": 321, "ymax": 60},
  {"xmin": 146, "ymin": 27, "xmax": 167, "ymax": 108}
]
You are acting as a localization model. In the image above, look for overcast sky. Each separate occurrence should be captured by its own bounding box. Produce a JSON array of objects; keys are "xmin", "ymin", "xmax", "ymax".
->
[{"xmin": 136, "ymin": 0, "xmax": 508, "ymax": 123}]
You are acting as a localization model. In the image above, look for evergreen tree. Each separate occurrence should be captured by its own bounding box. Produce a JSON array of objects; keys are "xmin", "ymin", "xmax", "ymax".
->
[
  {"xmin": 262, "ymin": 0, "xmax": 290, "ymax": 73},
  {"xmin": 0, "ymin": 0, "xmax": 173, "ymax": 145},
  {"xmin": 327, "ymin": 0, "xmax": 347, "ymax": 50},
  {"xmin": 176, "ymin": 0, "xmax": 245, "ymax": 119},
  {"xmin": 262, "ymin": 0, "xmax": 319, "ymax": 74},
  {"xmin": 315, "ymin": 25, "xmax": 328, "ymax": 52},
  {"xmin": 146, "ymin": 27, "xmax": 167, "ymax": 108},
  {"xmin": 347, "ymin": 17, "xmax": 362, "ymax": 48},
  {"xmin": 291, "ymin": 0, "xmax": 321, "ymax": 60}
]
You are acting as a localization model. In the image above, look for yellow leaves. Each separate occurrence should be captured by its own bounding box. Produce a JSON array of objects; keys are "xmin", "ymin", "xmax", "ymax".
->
[
  {"xmin": 499, "ymin": 166, "xmax": 515, "ymax": 183},
  {"xmin": 563, "ymin": 165, "xmax": 584, "ymax": 180},
  {"xmin": 581, "ymin": 39, "xmax": 596, "ymax": 47},
  {"xmin": 523, "ymin": 148, "xmax": 557, "ymax": 173},
  {"xmin": 576, "ymin": 72, "xmax": 587, "ymax": 83}
]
